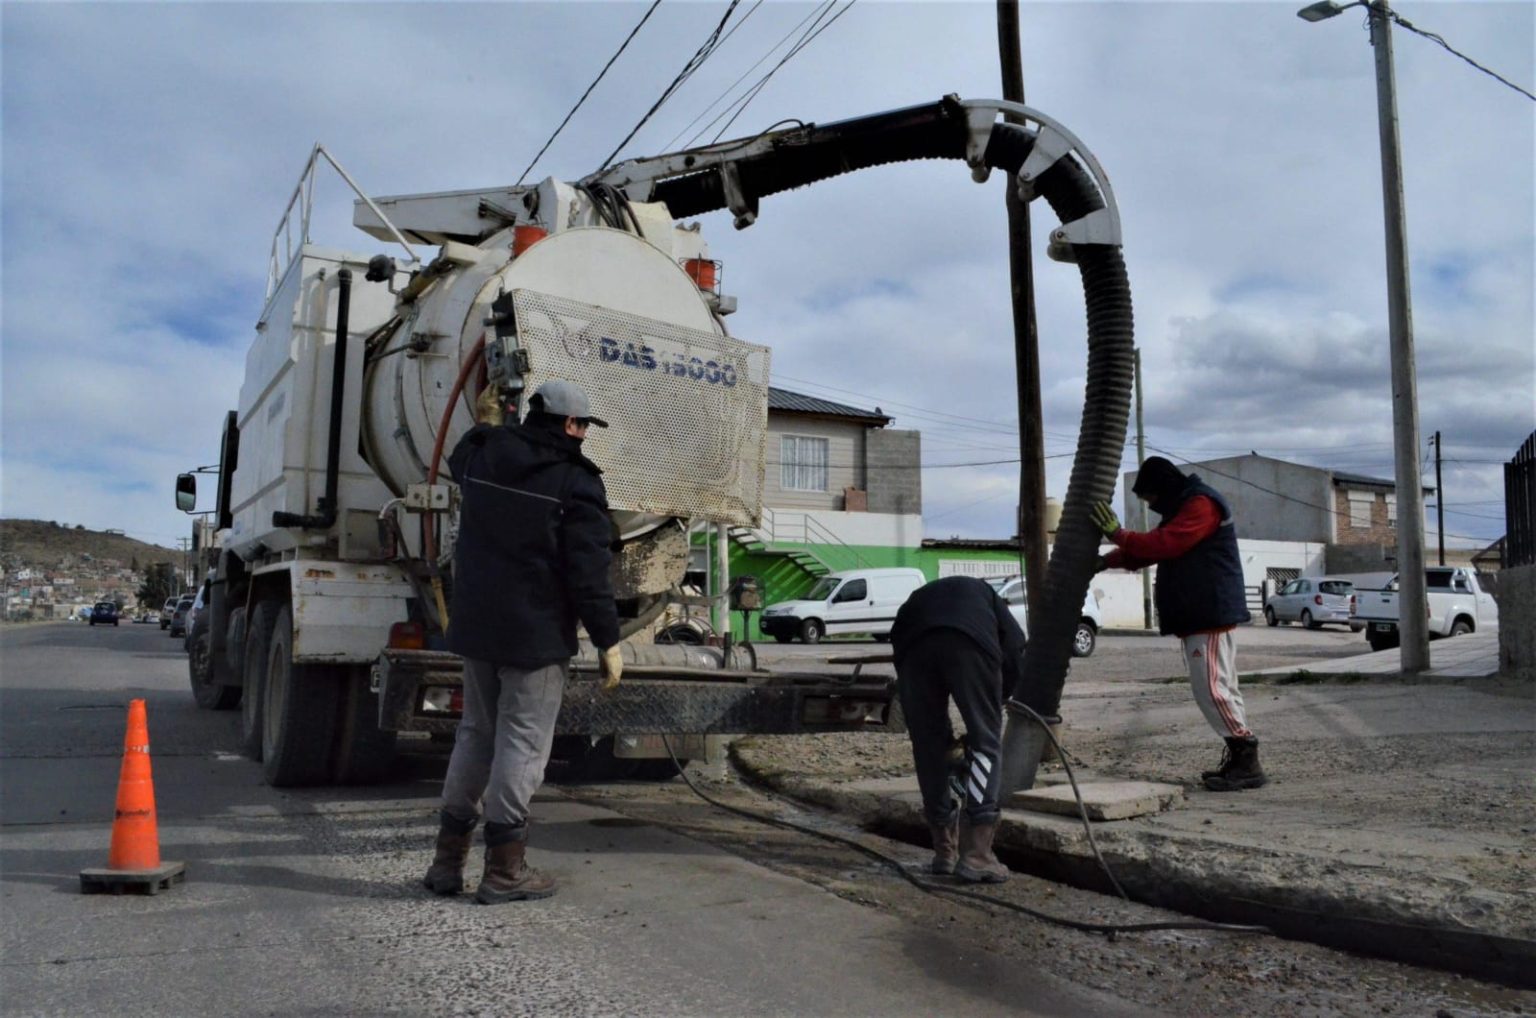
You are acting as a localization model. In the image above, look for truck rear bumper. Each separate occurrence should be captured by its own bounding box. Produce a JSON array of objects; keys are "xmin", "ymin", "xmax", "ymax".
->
[{"xmin": 373, "ymin": 648, "xmax": 903, "ymax": 736}]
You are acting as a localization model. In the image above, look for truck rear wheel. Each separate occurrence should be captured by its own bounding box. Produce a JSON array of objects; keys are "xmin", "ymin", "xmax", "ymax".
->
[
  {"xmin": 261, "ymin": 604, "xmax": 342, "ymax": 787},
  {"xmin": 241, "ymin": 600, "xmax": 280, "ymax": 761},
  {"xmin": 1367, "ymin": 629, "xmax": 1399, "ymax": 653},
  {"xmin": 330, "ymin": 664, "xmax": 396, "ymax": 784},
  {"xmin": 1450, "ymin": 619, "xmax": 1473, "ymax": 637}
]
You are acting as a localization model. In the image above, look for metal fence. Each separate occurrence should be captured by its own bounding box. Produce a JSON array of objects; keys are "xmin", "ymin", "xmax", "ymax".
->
[{"xmin": 1507, "ymin": 431, "xmax": 1536, "ymax": 567}]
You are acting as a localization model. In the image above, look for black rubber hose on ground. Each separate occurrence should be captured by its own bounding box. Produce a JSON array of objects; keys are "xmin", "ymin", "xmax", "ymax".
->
[{"xmin": 647, "ymin": 100, "xmax": 1134, "ymax": 722}]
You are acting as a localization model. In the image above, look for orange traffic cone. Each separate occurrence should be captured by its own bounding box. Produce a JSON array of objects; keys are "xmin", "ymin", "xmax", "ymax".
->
[{"xmin": 80, "ymin": 699, "xmax": 185, "ymax": 894}]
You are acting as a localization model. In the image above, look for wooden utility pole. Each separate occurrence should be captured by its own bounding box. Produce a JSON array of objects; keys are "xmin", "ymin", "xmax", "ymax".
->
[
  {"xmin": 997, "ymin": 0, "xmax": 1048, "ymax": 614},
  {"xmin": 1135, "ymin": 349, "xmax": 1152, "ymax": 629},
  {"xmin": 1433, "ymin": 430, "xmax": 1444, "ymax": 566}
]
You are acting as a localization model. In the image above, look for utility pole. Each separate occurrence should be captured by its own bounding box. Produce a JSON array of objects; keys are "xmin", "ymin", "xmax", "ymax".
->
[
  {"xmin": 997, "ymin": 0, "xmax": 1049, "ymax": 618},
  {"xmin": 1370, "ymin": 0, "xmax": 1430, "ymax": 672},
  {"xmin": 1433, "ymin": 430, "xmax": 1444, "ymax": 565},
  {"xmin": 1135, "ymin": 349, "xmax": 1152, "ymax": 629}
]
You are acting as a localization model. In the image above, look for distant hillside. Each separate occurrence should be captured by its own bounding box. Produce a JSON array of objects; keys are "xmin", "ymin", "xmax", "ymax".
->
[{"xmin": 0, "ymin": 519, "xmax": 181, "ymax": 572}]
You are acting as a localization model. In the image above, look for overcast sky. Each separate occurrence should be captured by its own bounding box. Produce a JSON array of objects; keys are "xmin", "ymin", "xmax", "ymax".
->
[{"xmin": 2, "ymin": 0, "xmax": 1531, "ymax": 552}]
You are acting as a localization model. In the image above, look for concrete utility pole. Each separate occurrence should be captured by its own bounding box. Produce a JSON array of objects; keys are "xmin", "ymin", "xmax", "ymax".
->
[
  {"xmin": 1298, "ymin": 0, "xmax": 1429, "ymax": 671},
  {"xmin": 996, "ymin": 0, "xmax": 1049, "ymax": 615},
  {"xmin": 1433, "ymin": 430, "xmax": 1445, "ymax": 566},
  {"xmin": 1369, "ymin": 0, "xmax": 1430, "ymax": 672}
]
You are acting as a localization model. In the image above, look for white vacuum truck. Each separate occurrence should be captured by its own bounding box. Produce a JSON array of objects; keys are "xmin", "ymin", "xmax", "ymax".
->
[{"xmin": 180, "ymin": 97, "xmax": 1136, "ymax": 793}]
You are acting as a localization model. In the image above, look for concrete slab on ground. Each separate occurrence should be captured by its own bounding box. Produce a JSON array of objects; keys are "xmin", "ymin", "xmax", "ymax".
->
[
  {"xmin": 1248, "ymin": 630, "xmax": 1499, "ymax": 680},
  {"xmin": 1007, "ymin": 780, "xmax": 1184, "ymax": 820}
]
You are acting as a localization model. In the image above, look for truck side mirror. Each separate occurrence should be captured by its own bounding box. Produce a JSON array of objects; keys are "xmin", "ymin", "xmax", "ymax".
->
[{"xmin": 175, "ymin": 473, "xmax": 197, "ymax": 513}]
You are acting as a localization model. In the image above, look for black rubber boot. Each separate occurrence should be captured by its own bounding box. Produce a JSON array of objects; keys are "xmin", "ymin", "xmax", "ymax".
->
[
  {"xmin": 1203, "ymin": 738, "xmax": 1267, "ymax": 791},
  {"xmin": 422, "ymin": 810, "xmax": 477, "ymax": 896},
  {"xmin": 1201, "ymin": 738, "xmax": 1243, "ymax": 781},
  {"xmin": 475, "ymin": 822, "xmax": 558, "ymax": 904}
]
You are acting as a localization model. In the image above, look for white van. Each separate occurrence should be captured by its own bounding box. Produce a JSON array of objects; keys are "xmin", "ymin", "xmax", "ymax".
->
[{"xmin": 758, "ymin": 568, "xmax": 927, "ymax": 644}]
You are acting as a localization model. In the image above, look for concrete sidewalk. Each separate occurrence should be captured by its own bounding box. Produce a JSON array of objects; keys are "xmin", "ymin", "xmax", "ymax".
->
[{"xmin": 733, "ymin": 635, "xmax": 1534, "ymax": 987}]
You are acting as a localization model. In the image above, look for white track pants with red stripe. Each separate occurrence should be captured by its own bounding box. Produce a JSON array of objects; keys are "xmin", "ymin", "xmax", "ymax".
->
[{"xmin": 1180, "ymin": 628, "xmax": 1253, "ymax": 739}]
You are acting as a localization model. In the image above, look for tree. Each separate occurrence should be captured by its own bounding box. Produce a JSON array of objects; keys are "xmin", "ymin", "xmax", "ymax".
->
[{"xmin": 137, "ymin": 563, "xmax": 176, "ymax": 609}]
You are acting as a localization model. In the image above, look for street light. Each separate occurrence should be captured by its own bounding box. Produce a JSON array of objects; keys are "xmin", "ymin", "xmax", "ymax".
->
[{"xmin": 1299, "ymin": 0, "xmax": 1431, "ymax": 673}]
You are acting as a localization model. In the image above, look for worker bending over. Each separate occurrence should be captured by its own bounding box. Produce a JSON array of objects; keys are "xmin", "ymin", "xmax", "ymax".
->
[
  {"xmin": 1092, "ymin": 456, "xmax": 1266, "ymax": 791},
  {"xmin": 423, "ymin": 380, "xmax": 625, "ymax": 904},
  {"xmin": 891, "ymin": 576, "xmax": 1027, "ymax": 883}
]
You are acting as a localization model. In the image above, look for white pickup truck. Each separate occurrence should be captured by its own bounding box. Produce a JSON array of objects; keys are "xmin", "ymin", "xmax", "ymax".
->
[{"xmin": 1352, "ymin": 567, "xmax": 1500, "ymax": 652}]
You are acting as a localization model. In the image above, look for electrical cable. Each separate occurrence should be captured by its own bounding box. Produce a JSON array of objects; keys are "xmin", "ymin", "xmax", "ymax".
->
[
  {"xmin": 658, "ymin": 731, "xmax": 1270, "ymax": 938},
  {"xmin": 710, "ymin": 0, "xmax": 858, "ymax": 143},
  {"xmin": 1386, "ymin": 7, "xmax": 1536, "ymax": 103},
  {"xmin": 597, "ymin": 0, "xmax": 744, "ymax": 173},
  {"xmin": 676, "ymin": 0, "xmax": 838, "ymax": 149},
  {"xmin": 515, "ymin": 0, "xmax": 664, "ymax": 186}
]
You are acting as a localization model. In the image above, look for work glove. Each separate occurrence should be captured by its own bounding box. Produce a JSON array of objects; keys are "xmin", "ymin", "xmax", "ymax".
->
[
  {"xmin": 599, "ymin": 644, "xmax": 624, "ymax": 691},
  {"xmin": 1090, "ymin": 501, "xmax": 1121, "ymax": 538},
  {"xmin": 474, "ymin": 386, "xmax": 504, "ymax": 426}
]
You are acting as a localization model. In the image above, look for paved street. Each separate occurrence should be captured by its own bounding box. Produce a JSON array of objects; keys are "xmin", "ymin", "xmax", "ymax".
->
[{"xmin": 0, "ymin": 622, "xmax": 1149, "ymax": 1018}]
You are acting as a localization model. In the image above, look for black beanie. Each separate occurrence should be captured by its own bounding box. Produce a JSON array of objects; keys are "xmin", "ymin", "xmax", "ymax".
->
[{"xmin": 1132, "ymin": 456, "xmax": 1186, "ymax": 500}]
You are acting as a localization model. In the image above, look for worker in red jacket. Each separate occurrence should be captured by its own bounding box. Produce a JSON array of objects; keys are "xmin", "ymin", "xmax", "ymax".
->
[{"xmin": 1092, "ymin": 456, "xmax": 1266, "ymax": 791}]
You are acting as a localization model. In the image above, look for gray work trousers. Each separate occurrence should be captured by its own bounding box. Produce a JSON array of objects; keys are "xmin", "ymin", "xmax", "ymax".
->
[{"xmin": 440, "ymin": 657, "xmax": 567, "ymax": 828}]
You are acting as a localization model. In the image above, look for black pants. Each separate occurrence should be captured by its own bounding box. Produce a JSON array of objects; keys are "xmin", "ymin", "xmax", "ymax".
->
[{"xmin": 896, "ymin": 628, "xmax": 1004, "ymax": 827}]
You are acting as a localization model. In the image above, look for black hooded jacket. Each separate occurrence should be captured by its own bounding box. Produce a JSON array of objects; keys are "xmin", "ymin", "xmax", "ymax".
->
[
  {"xmin": 891, "ymin": 576, "xmax": 1027, "ymax": 693},
  {"xmin": 445, "ymin": 420, "xmax": 621, "ymax": 668}
]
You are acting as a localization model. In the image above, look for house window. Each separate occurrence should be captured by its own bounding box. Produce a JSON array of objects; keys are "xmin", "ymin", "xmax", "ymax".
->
[
  {"xmin": 781, "ymin": 435, "xmax": 829, "ymax": 492},
  {"xmin": 1347, "ymin": 493, "xmax": 1373, "ymax": 529},
  {"xmin": 1385, "ymin": 494, "xmax": 1397, "ymax": 527}
]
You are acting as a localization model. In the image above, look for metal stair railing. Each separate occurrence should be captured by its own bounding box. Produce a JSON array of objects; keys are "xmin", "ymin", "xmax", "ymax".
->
[{"xmin": 728, "ymin": 507, "xmax": 870, "ymax": 572}]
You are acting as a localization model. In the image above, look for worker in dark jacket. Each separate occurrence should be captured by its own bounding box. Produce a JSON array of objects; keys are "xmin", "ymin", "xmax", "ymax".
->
[
  {"xmin": 1092, "ymin": 456, "xmax": 1265, "ymax": 791},
  {"xmin": 891, "ymin": 575, "xmax": 1026, "ymax": 883},
  {"xmin": 423, "ymin": 379, "xmax": 624, "ymax": 905}
]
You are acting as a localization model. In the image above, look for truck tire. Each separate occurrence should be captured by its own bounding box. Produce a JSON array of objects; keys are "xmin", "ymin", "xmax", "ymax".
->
[
  {"xmin": 1450, "ymin": 618, "xmax": 1473, "ymax": 637},
  {"xmin": 330, "ymin": 664, "xmax": 396, "ymax": 785},
  {"xmin": 1367, "ymin": 629, "xmax": 1399, "ymax": 653},
  {"xmin": 261, "ymin": 604, "xmax": 342, "ymax": 787},
  {"xmin": 241, "ymin": 600, "xmax": 280, "ymax": 761},
  {"xmin": 188, "ymin": 612, "xmax": 239, "ymax": 710},
  {"xmin": 800, "ymin": 619, "xmax": 824, "ymax": 644}
]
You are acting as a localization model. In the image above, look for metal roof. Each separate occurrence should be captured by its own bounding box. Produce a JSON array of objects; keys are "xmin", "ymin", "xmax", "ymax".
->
[{"xmin": 768, "ymin": 387, "xmax": 891, "ymax": 424}]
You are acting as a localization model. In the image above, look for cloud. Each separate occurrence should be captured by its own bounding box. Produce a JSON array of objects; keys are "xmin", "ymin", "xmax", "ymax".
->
[{"xmin": 2, "ymin": 0, "xmax": 1531, "ymax": 551}]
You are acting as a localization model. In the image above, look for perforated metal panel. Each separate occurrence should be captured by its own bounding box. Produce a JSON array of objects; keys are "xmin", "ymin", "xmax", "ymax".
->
[{"xmin": 511, "ymin": 289, "xmax": 769, "ymax": 525}]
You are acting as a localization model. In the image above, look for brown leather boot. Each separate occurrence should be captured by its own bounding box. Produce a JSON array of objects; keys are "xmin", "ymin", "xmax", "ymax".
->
[
  {"xmin": 928, "ymin": 817, "xmax": 959, "ymax": 875},
  {"xmin": 955, "ymin": 820, "xmax": 1009, "ymax": 884},
  {"xmin": 421, "ymin": 811, "xmax": 476, "ymax": 896},
  {"xmin": 475, "ymin": 823, "xmax": 558, "ymax": 904}
]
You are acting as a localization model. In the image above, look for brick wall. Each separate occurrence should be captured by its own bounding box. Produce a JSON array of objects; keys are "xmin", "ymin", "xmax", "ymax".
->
[
  {"xmin": 866, "ymin": 429, "xmax": 922, "ymax": 515},
  {"xmin": 1334, "ymin": 486, "xmax": 1397, "ymax": 546}
]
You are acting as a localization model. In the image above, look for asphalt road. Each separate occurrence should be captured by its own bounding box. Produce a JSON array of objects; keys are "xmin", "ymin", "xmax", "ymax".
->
[{"xmin": 0, "ymin": 622, "xmax": 1154, "ymax": 1018}]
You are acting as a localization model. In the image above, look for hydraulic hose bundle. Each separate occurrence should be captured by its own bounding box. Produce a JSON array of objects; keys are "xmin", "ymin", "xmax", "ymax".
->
[{"xmin": 598, "ymin": 96, "xmax": 1134, "ymax": 793}]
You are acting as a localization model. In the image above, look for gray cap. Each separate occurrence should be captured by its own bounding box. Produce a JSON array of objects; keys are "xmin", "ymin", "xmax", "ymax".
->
[{"xmin": 531, "ymin": 379, "xmax": 608, "ymax": 427}]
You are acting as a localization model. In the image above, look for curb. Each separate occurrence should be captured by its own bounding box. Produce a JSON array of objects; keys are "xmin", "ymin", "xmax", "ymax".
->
[{"xmin": 730, "ymin": 740, "xmax": 1536, "ymax": 989}]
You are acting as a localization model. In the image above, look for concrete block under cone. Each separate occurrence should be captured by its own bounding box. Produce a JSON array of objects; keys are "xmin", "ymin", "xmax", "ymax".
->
[{"xmin": 1007, "ymin": 780, "xmax": 1184, "ymax": 821}]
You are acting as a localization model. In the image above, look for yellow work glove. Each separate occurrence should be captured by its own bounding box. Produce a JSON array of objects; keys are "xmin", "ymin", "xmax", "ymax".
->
[
  {"xmin": 474, "ymin": 386, "xmax": 504, "ymax": 426},
  {"xmin": 599, "ymin": 644, "xmax": 624, "ymax": 691},
  {"xmin": 1090, "ymin": 501, "xmax": 1121, "ymax": 538}
]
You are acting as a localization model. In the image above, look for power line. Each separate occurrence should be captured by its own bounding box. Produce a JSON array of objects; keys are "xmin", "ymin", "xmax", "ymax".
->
[
  {"xmin": 597, "ymin": 0, "xmax": 744, "ymax": 172},
  {"xmin": 516, "ymin": 0, "xmax": 664, "ymax": 186},
  {"xmin": 1387, "ymin": 7, "xmax": 1536, "ymax": 103},
  {"xmin": 708, "ymin": 0, "xmax": 857, "ymax": 144}
]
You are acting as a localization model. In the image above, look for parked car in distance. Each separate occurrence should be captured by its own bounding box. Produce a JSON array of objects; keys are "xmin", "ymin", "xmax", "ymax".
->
[
  {"xmin": 168, "ymin": 594, "xmax": 195, "ymax": 638},
  {"xmin": 1264, "ymin": 577, "xmax": 1362, "ymax": 631},
  {"xmin": 161, "ymin": 597, "xmax": 179, "ymax": 630},
  {"xmin": 88, "ymin": 602, "xmax": 120, "ymax": 627},
  {"xmin": 758, "ymin": 567, "xmax": 928, "ymax": 644},
  {"xmin": 987, "ymin": 576, "xmax": 1103, "ymax": 657}
]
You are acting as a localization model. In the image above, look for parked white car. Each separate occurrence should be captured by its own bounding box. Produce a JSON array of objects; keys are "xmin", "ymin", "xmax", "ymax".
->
[
  {"xmin": 1264, "ymin": 577, "xmax": 1362, "ymax": 631},
  {"xmin": 758, "ymin": 567, "xmax": 927, "ymax": 644},
  {"xmin": 987, "ymin": 576, "xmax": 1103, "ymax": 658}
]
